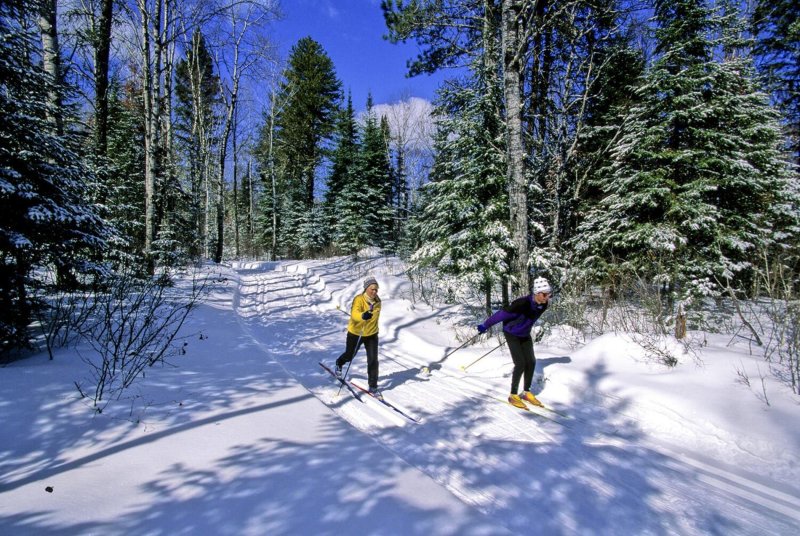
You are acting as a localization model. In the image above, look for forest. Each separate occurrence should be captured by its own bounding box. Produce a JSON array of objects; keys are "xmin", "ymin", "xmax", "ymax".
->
[{"xmin": 1, "ymin": 0, "xmax": 798, "ymax": 392}]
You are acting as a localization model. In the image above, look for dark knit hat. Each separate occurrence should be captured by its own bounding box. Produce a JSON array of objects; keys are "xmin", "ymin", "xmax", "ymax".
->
[{"xmin": 363, "ymin": 277, "xmax": 378, "ymax": 290}]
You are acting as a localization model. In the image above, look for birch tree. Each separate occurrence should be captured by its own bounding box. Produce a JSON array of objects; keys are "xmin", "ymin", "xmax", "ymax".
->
[
  {"xmin": 34, "ymin": 0, "xmax": 64, "ymax": 136},
  {"xmin": 175, "ymin": 29, "xmax": 220, "ymax": 258},
  {"xmin": 208, "ymin": 1, "xmax": 277, "ymax": 262},
  {"xmin": 134, "ymin": 0, "xmax": 170, "ymax": 265}
]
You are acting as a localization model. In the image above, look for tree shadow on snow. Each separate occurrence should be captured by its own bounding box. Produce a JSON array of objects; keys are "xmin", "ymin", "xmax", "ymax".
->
[{"xmin": 1, "ymin": 260, "xmax": 786, "ymax": 535}]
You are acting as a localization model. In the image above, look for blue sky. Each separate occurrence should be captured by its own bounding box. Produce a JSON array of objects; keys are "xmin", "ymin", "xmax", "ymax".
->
[{"xmin": 270, "ymin": 0, "xmax": 451, "ymax": 110}]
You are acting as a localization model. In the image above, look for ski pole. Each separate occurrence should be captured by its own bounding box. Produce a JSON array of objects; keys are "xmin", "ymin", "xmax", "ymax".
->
[
  {"xmin": 337, "ymin": 324, "xmax": 365, "ymax": 395},
  {"xmin": 337, "ymin": 303, "xmax": 372, "ymax": 395},
  {"xmin": 337, "ymin": 328, "xmax": 363, "ymax": 396},
  {"xmin": 441, "ymin": 333, "xmax": 482, "ymax": 362},
  {"xmin": 421, "ymin": 332, "xmax": 482, "ymax": 374},
  {"xmin": 460, "ymin": 340, "xmax": 506, "ymax": 372}
]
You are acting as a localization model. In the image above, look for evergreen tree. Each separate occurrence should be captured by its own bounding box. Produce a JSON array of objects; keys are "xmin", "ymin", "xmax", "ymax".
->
[
  {"xmin": 332, "ymin": 176, "xmax": 371, "ymax": 254},
  {"xmin": 333, "ymin": 96, "xmax": 394, "ymax": 253},
  {"xmin": 105, "ymin": 78, "xmax": 146, "ymax": 256},
  {"xmin": 272, "ymin": 37, "xmax": 341, "ymax": 257},
  {"xmin": 576, "ymin": 0, "xmax": 798, "ymax": 301},
  {"xmin": 383, "ymin": 0, "xmax": 488, "ymax": 75},
  {"xmin": 390, "ymin": 126, "xmax": 409, "ymax": 250},
  {"xmin": 751, "ymin": 0, "xmax": 800, "ymax": 164},
  {"xmin": 408, "ymin": 70, "xmax": 511, "ymax": 306},
  {"xmin": 1, "ymin": 3, "xmax": 109, "ymax": 353},
  {"xmin": 324, "ymin": 92, "xmax": 360, "ymax": 251},
  {"xmin": 572, "ymin": 32, "xmax": 645, "ymax": 247},
  {"xmin": 360, "ymin": 98, "xmax": 396, "ymax": 249},
  {"xmin": 295, "ymin": 201, "xmax": 329, "ymax": 256}
]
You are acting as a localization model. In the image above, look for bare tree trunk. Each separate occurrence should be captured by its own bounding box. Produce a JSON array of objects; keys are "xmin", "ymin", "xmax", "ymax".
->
[
  {"xmin": 162, "ymin": 1, "xmax": 176, "ymax": 206},
  {"xmin": 502, "ymin": 0, "xmax": 529, "ymax": 294},
  {"xmin": 185, "ymin": 30, "xmax": 213, "ymax": 259},
  {"xmin": 139, "ymin": 0, "xmax": 159, "ymax": 261},
  {"xmin": 232, "ymin": 101, "xmax": 240, "ymax": 259},
  {"xmin": 267, "ymin": 84, "xmax": 278, "ymax": 259},
  {"xmin": 215, "ymin": 83, "xmax": 236, "ymax": 263},
  {"xmin": 189, "ymin": 34, "xmax": 203, "ymax": 258},
  {"xmin": 159, "ymin": 1, "xmax": 178, "ymax": 243},
  {"xmin": 36, "ymin": 0, "xmax": 63, "ymax": 136},
  {"xmin": 212, "ymin": 8, "xmax": 249, "ymax": 264},
  {"xmin": 93, "ymin": 0, "xmax": 113, "ymax": 157},
  {"xmin": 137, "ymin": 0, "xmax": 178, "ymax": 267},
  {"xmin": 247, "ymin": 159, "xmax": 254, "ymax": 257}
]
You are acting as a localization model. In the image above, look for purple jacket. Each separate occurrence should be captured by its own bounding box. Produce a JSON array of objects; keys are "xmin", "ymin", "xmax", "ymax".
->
[{"xmin": 483, "ymin": 295, "xmax": 548, "ymax": 339}]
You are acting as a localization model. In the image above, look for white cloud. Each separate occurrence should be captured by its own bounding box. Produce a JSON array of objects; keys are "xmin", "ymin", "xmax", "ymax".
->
[{"xmin": 366, "ymin": 97, "xmax": 436, "ymax": 150}]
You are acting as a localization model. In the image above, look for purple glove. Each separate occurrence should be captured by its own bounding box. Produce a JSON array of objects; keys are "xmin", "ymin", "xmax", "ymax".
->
[{"xmin": 477, "ymin": 323, "xmax": 487, "ymax": 334}]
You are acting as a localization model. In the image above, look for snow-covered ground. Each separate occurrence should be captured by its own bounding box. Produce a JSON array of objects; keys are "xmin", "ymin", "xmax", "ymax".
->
[{"xmin": 1, "ymin": 254, "xmax": 799, "ymax": 535}]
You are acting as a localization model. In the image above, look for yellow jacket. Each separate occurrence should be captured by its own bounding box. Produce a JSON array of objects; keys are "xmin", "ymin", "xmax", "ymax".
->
[{"xmin": 347, "ymin": 293, "xmax": 381, "ymax": 337}]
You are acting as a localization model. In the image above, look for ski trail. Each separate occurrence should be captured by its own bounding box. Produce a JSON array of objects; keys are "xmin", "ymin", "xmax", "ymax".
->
[
  {"xmin": 230, "ymin": 261, "xmax": 560, "ymax": 520},
  {"xmin": 232, "ymin": 262, "xmax": 408, "ymax": 429},
  {"xmin": 231, "ymin": 258, "xmax": 800, "ymax": 535},
  {"xmin": 660, "ymin": 442, "xmax": 800, "ymax": 523}
]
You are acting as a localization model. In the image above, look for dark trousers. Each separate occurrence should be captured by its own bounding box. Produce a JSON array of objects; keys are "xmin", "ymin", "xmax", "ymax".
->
[
  {"xmin": 505, "ymin": 332, "xmax": 535, "ymax": 394},
  {"xmin": 336, "ymin": 332, "xmax": 379, "ymax": 389}
]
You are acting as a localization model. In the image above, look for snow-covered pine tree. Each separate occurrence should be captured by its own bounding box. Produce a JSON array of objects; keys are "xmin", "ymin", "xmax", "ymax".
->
[
  {"xmin": 294, "ymin": 201, "xmax": 329, "ymax": 257},
  {"xmin": 332, "ymin": 178, "xmax": 371, "ymax": 255},
  {"xmin": 104, "ymin": 80, "xmax": 146, "ymax": 257},
  {"xmin": 336, "ymin": 96, "xmax": 395, "ymax": 253},
  {"xmin": 1, "ymin": 4, "xmax": 109, "ymax": 354},
  {"xmin": 574, "ymin": 36, "xmax": 644, "ymax": 208},
  {"xmin": 325, "ymin": 93, "xmax": 360, "ymax": 252},
  {"xmin": 576, "ymin": 0, "xmax": 798, "ymax": 304},
  {"xmin": 751, "ymin": 0, "xmax": 800, "ymax": 165},
  {"xmin": 408, "ymin": 68, "xmax": 511, "ymax": 310},
  {"xmin": 271, "ymin": 37, "xmax": 341, "ymax": 258}
]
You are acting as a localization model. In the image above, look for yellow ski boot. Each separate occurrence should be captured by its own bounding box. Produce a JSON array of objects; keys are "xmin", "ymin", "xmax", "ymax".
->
[
  {"xmin": 508, "ymin": 394, "xmax": 527, "ymax": 409},
  {"xmin": 520, "ymin": 391, "xmax": 544, "ymax": 408}
]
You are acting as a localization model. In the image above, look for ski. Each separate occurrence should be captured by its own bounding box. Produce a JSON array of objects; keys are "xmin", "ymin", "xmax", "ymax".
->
[
  {"xmin": 349, "ymin": 380, "xmax": 422, "ymax": 424},
  {"xmin": 538, "ymin": 404, "xmax": 571, "ymax": 419},
  {"xmin": 519, "ymin": 393, "xmax": 571, "ymax": 418},
  {"xmin": 319, "ymin": 362, "xmax": 364, "ymax": 402},
  {"xmin": 498, "ymin": 398, "xmax": 568, "ymax": 426},
  {"xmin": 524, "ymin": 399, "xmax": 572, "ymax": 420}
]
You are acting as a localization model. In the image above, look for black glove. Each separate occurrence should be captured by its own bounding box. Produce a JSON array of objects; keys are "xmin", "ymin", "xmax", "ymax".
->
[{"xmin": 361, "ymin": 311, "xmax": 373, "ymax": 320}]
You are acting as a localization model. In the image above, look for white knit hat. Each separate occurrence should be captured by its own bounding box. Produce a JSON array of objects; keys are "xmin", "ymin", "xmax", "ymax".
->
[{"xmin": 533, "ymin": 277, "xmax": 551, "ymax": 294}]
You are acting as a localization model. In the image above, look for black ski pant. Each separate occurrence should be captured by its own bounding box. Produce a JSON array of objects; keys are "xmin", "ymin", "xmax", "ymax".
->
[
  {"xmin": 336, "ymin": 332, "xmax": 379, "ymax": 389},
  {"xmin": 505, "ymin": 332, "xmax": 535, "ymax": 395}
]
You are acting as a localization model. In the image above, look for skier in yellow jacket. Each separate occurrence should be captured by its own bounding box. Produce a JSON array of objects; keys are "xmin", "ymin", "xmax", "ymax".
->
[{"xmin": 335, "ymin": 277, "xmax": 382, "ymax": 395}]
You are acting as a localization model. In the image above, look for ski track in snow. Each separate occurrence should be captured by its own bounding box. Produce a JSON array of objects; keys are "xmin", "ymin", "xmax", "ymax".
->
[{"xmin": 231, "ymin": 258, "xmax": 800, "ymax": 535}]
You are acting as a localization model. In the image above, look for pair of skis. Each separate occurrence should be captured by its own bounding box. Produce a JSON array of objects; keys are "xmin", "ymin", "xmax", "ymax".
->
[
  {"xmin": 319, "ymin": 362, "xmax": 364, "ymax": 402},
  {"xmin": 320, "ymin": 361, "xmax": 568, "ymax": 427},
  {"xmin": 319, "ymin": 362, "xmax": 421, "ymax": 424}
]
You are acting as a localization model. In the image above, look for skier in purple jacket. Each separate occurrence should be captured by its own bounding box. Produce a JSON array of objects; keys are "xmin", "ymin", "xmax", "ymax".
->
[{"xmin": 477, "ymin": 277, "xmax": 552, "ymax": 409}]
